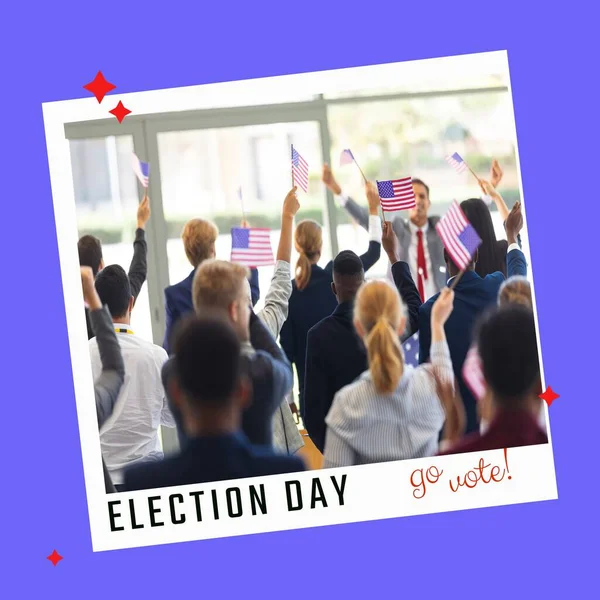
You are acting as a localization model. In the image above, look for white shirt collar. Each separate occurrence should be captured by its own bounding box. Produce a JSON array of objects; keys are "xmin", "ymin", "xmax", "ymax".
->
[{"xmin": 408, "ymin": 220, "xmax": 429, "ymax": 235}]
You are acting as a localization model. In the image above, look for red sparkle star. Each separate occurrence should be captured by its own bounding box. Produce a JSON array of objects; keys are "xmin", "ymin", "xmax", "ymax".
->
[
  {"xmin": 109, "ymin": 101, "xmax": 131, "ymax": 123},
  {"xmin": 83, "ymin": 71, "xmax": 116, "ymax": 103},
  {"xmin": 47, "ymin": 550, "xmax": 63, "ymax": 566},
  {"xmin": 539, "ymin": 386, "xmax": 560, "ymax": 407}
]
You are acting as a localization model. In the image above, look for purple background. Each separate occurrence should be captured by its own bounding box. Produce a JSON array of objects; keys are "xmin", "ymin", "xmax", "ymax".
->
[{"xmin": 2, "ymin": 1, "xmax": 596, "ymax": 596}]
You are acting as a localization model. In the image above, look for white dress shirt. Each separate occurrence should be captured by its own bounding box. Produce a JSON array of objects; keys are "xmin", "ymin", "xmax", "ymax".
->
[
  {"xmin": 407, "ymin": 220, "xmax": 437, "ymax": 301},
  {"xmin": 89, "ymin": 324, "xmax": 175, "ymax": 484}
]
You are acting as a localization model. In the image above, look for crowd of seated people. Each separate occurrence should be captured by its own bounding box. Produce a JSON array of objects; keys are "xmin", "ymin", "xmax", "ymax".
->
[{"xmin": 78, "ymin": 159, "xmax": 547, "ymax": 493}]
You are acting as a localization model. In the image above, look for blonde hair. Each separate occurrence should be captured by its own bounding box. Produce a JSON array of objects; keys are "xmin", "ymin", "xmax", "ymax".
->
[
  {"xmin": 192, "ymin": 259, "xmax": 249, "ymax": 313},
  {"xmin": 182, "ymin": 219, "xmax": 219, "ymax": 268},
  {"xmin": 294, "ymin": 220, "xmax": 322, "ymax": 291},
  {"xmin": 498, "ymin": 276, "xmax": 532, "ymax": 308},
  {"xmin": 355, "ymin": 280, "xmax": 405, "ymax": 394}
]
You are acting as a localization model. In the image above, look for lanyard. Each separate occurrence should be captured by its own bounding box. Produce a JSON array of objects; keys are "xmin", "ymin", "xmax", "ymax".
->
[{"xmin": 114, "ymin": 327, "xmax": 135, "ymax": 335}]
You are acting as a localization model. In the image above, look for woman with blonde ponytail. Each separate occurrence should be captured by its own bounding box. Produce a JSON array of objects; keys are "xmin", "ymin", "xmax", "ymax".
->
[
  {"xmin": 280, "ymin": 182, "xmax": 383, "ymax": 419},
  {"xmin": 323, "ymin": 281, "xmax": 455, "ymax": 468}
]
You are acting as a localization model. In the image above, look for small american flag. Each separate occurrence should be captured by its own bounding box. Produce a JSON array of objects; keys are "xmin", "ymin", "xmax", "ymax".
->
[
  {"xmin": 231, "ymin": 227, "xmax": 274, "ymax": 267},
  {"xmin": 463, "ymin": 344, "xmax": 486, "ymax": 402},
  {"xmin": 131, "ymin": 153, "xmax": 150, "ymax": 188},
  {"xmin": 436, "ymin": 200, "xmax": 482, "ymax": 271},
  {"xmin": 402, "ymin": 332, "xmax": 420, "ymax": 368},
  {"xmin": 291, "ymin": 146, "xmax": 309, "ymax": 193},
  {"xmin": 376, "ymin": 177, "xmax": 416, "ymax": 213},
  {"xmin": 340, "ymin": 149, "xmax": 354, "ymax": 166},
  {"xmin": 445, "ymin": 152, "xmax": 468, "ymax": 174}
]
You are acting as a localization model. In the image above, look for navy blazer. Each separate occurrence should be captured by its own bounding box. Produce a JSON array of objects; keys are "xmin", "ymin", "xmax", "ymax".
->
[
  {"xmin": 124, "ymin": 432, "xmax": 304, "ymax": 491},
  {"xmin": 279, "ymin": 241, "xmax": 381, "ymax": 413},
  {"xmin": 163, "ymin": 268, "xmax": 260, "ymax": 354},
  {"xmin": 303, "ymin": 261, "xmax": 421, "ymax": 452}
]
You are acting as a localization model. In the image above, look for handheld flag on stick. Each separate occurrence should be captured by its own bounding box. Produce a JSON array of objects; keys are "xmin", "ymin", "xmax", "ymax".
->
[
  {"xmin": 435, "ymin": 200, "xmax": 482, "ymax": 288},
  {"xmin": 237, "ymin": 187, "xmax": 246, "ymax": 222},
  {"xmin": 231, "ymin": 227, "xmax": 274, "ymax": 267},
  {"xmin": 445, "ymin": 152, "xmax": 480, "ymax": 184},
  {"xmin": 340, "ymin": 148, "xmax": 367, "ymax": 183},
  {"xmin": 131, "ymin": 153, "xmax": 149, "ymax": 189},
  {"xmin": 291, "ymin": 145, "xmax": 309, "ymax": 193},
  {"xmin": 376, "ymin": 177, "xmax": 416, "ymax": 219}
]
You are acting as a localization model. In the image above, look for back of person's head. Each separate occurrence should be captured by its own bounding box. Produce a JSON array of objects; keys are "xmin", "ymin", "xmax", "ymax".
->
[
  {"xmin": 460, "ymin": 198, "xmax": 506, "ymax": 277},
  {"xmin": 477, "ymin": 305, "xmax": 539, "ymax": 408},
  {"xmin": 332, "ymin": 250, "xmax": 364, "ymax": 302},
  {"xmin": 499, "ymin": 276, "xmax": 532, "ymax": 308},
  {"xmin": 78, "ymin": 235, "xmax": 103, "ymax": 276},
  {"xmin": 95, "ymin": 265, "xmax": 132, "ymax": 319},
  {"xmin": 294, "ymin": 220, "xmax": 323, "ymax": 291},
  {"xmin": 182, "ymin": 219, "xmax": 219, "ymax": 268},
  {"xmin": 443, "ymin": 248, "xmax": 477, "ymax": 276},
  {"xmin": 354, "ymin": 280, "xmax": 406, "ymax": 394},
  {"xmin": 193, "ymin": 259, "xmax": 249, "ymax": 311},
  {"xmin": 172, "ymin": 316, "xmax": 241, "ymax": 409}
]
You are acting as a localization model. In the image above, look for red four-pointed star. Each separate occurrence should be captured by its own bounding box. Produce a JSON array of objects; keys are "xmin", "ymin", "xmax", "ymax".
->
[
  {"xmin": 539, "ymin": 386, "xmax": 559, "ymax": 407},
  {"xmin": 47, "ymin": 550, "xmax": 63, "ymax": 566},
  {"xmin": 83, "ymin": 71, "xmax": 116, "ymax": 103},
  {"xmin": 109, "ymin": 101, "xmax": 131, "ymax": 123}
]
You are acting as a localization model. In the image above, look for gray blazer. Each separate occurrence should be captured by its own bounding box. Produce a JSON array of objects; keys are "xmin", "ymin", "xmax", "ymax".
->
[{"xmin": 343, "ymin": 196, "xmax": 447, "ymax": 293}]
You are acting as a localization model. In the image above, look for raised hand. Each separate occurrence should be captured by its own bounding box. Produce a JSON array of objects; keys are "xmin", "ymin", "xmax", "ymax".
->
[
  {"xmin": 490, "ymin": 159, "xmax": 504, "ymax": 189},
  {"xmin": 136, "ymin": 195, "xmax": 151, "ymax": 230},
  {"xmin": 283, "ymin": 186, "xmax": 300, "ymax": 219},
  {"xmin": 366, "ymin": 181, "xmax": 380, "ymax": 216},
  {"xmin": 505, "ymin": 201, "xmax": 523, "ymax": 244},
  {"xmin": 322, "ymin": 164, "xmax": 342, "ymax": 196},
  {"xmin": 431, "ymin": 288, "xmax": 454, "ymax": 328},
  {"xmin": 382, "ymin": 222, "xmax": 399, "ymax": 264}
]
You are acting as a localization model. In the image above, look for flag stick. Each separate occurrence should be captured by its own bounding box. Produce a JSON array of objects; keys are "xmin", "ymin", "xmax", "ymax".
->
[
  {"xmin": 238, "ymin": 187, "xmax": 246, "ymax": 224},
  {"xmin": 449, "ymin": 268, "xmax": 466, "ymax": 290},
  {"xmin": 291, "ymin": 144, "xmax": 295, "ymax": 188},
  {"xmin": 466, "ymin": 164, "xmax": 481, "ymax": 185},
  {"xmin": 353, "ymin": 157, "xmax": 368, "ymax": 184}
]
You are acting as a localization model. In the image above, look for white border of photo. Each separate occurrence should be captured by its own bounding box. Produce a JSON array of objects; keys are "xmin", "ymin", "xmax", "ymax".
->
[{"xmin": 42, "ymin": 50, "xmax": 557, "ymax": 552}]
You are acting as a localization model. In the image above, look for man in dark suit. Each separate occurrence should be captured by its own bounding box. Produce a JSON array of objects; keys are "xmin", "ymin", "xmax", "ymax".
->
[
  {"xmin": 163, "ymin": 218, "xmax": 260, "ymax": 354},
  {"xmin": 303, "ymin": 224, "xmax": 421, "ymax": 453},
  {"xmin": 440, "ymin": 305, "xmax": 547, "ymax": 455},
  {"xmin": 163, "ymin": 260, "xmax": 291, "ymax": 450},
  {"xmin": 125, "ymin": 316, "xmax": 304, "ymax": 491},
  {"xmin": 323, "ymin": 165, "xmax": 445, "ymax": 299},
  {"xmin": 79, "ymin": 195, "xmax": 151, "ymax": 340}
]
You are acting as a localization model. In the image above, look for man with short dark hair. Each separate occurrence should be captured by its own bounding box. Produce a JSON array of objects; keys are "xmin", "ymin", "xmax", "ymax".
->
[
  {"xmin": 303, "ymin": 233, "xmax": 421, "ymax": 452},
  {"xmin": 323, "ymin": 165, "xmax": 445, "ymax": 300},
  {"xmin": 89, "ymin": 264, "xmax": 174, "ymax": 491},
  {"xmin": 440, "ymin": 305, "xmax": 547, "ymax": 455},
  {"xmin": 79, "ymin": 195, "xmax": 151, "ymax": 339},
  {"xmin": 125, "ymin": 317, "xmax": 304, "ymax": 490}
]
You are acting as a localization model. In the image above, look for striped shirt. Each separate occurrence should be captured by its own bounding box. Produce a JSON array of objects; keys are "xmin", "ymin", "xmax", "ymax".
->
[{"xmin": 323, "ymin": 340, "xmax": 452, "ymax": 467}]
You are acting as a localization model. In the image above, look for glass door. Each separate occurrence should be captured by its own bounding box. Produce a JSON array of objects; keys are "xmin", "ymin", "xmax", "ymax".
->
[
  {"xmin": 156, "ymin": 121, "xmax": 330, "ymax": 313},
  {"xmin": 69, "ymin": 135, "xmax": 154, "ymax": 342}
]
